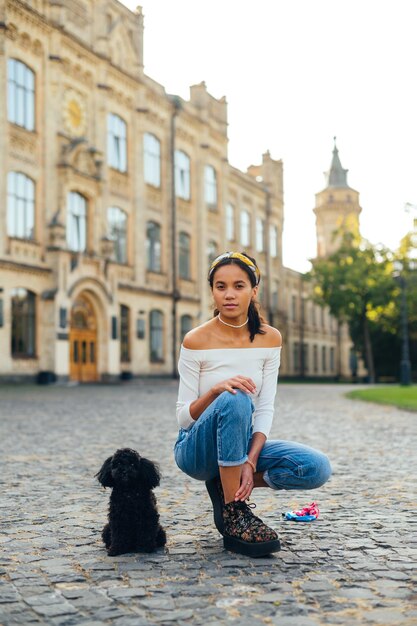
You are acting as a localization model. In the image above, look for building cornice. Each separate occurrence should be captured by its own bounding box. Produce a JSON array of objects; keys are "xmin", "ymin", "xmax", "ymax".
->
[
  {"xmin": 118, "ymin": 283, "xmax": 200, "ymax": 303},
  {"xmin": 0, "ymin": 258, "xmax": 52, "ymax": 275}
]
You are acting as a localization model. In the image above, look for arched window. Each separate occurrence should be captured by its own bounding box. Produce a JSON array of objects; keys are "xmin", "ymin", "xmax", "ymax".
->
[
  {"xmin": 107, "ymin": 113, "xmax": 127, "ymax": 172},
  {"xmin": 204, "ymin": 165, "xmax": 217, "ymax": 208},
  {"xmin": 7, "ymin": 59, "xmax": 35, "ymax": 130},
  {"xmin": 256, "ymin": 218, "xmax": 264, "ymax": 252},
  {"xmin": 11, "ymin": 288, "xmax": 36, "ymax": 358},
  {"xmin": 146, "ymin": 221, "xmax": 161, "ymax": 272},
  {"xmin": 150, "ymin": 310, "xmax": 164, "ymax": 362},
  {"xmin": 226, "ymin": 203, "xmax": 235, "ymax": 241},
  {"xmin": 108, "ymin": 207, "xmax": 127, "ymax": 264},
  {"xmin": 175, "ymin": 150, "xmax": 190, "ymax": 200},
  {"xmin": 7, "ymin": 172, "xmax": 35, "ymax": 239},
  {"xmin": 179, "ymin": 232, "xmax": 191, "ymax": 279},
  {"xmin": 67, "ymin": 192, "xmax": 87, "ymax": 252},
  {"xmin": 240, "ymin": 210, "xmax": 250, "ymax": 247},
  {"xmin": 144, "ymin": 133, "xmax": 161, "ymax": 187},
  {"xmin": 120, "ymin": 304, "xmax": 130, "ymax": 362},
  {"xmin": 207, "ymin": 240, "xmax": 218, "ymax": 266},
  {"xmin": 180, "ymin": 314, "xmax": 193, "ymax": 343}
]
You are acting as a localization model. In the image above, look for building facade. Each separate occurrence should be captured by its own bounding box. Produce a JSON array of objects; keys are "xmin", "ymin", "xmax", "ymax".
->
[{"xmin": 0, "ymin": 0, "xmax": 352, "ymax": 382}]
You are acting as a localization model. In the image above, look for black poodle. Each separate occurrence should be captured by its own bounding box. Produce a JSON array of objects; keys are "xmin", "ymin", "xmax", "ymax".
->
[{"xmin": 96, "ymin": 448, "xmax": 166, "ymax": 555}]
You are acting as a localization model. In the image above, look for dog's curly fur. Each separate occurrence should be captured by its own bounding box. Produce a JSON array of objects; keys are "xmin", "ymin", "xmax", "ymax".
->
[{"xmin": 96, "ymin": 448, "xmax": 166, "ymax": 556}]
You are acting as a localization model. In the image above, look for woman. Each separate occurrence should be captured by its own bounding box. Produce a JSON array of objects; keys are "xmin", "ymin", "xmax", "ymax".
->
[{"xmin": 174, "ymin": 252, "xmax": 331, "ymax": 557}]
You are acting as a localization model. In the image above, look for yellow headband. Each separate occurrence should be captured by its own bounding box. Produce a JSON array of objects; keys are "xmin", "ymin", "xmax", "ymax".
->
[{"xmin": 208, "ymin": 252, "xmax": 261, "ymax": 285}]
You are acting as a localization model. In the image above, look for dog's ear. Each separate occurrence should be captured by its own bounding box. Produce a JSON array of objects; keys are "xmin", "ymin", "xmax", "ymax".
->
[
  {"xmin": 139, "ymin": 457, "xmax": 161, "ymax": 489},
  {"xmin": 95, "ymin": 456, "xmax": 114, "ymax": 487}
]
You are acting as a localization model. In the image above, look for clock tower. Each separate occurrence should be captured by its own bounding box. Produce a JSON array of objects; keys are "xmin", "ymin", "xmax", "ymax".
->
[{"xmin": 314, "ymin": 139, "xmax": 362, "ymax": 258}]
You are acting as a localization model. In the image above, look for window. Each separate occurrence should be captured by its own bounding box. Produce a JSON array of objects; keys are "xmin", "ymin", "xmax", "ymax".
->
[
  {"xmin": 207, "ymin": 240, "xmax": 218, "ymax": 266},
  {"xmin": 312, "ymin": 304, "xmax": 317, "ymax": 326},
  {"xmin": 204, "ymin": 165, "xmax": 217, "ymax": 208},
  {"xmin": 313, "ymin": 344, "xmax": 318, "ymax": 373},
  {"xmin": 67, "ymin": 192, "xmax": 87, "ymax": 252},
  {"xmin": 240, "ymin": 210, "xmax": 250, "ymax": 247},
  {"xmin": 7, "ymin": 172, "xmax": 35, "ymax": 239},
  {"xmin": 303, "ymin": 343, "xmax": 309, "ymax": 373},
  {"xmin": 292, "ymin": 295, "xmax": 297, "ymax": 322},
  {"xmin": 120, "ymin": 305, "xmax": 130, "ymax": 362},
  {"xmin": 150, "ymin": 310, "xmax": 164, "ymax": 362},
  {"xmin": 107, "ymin": 113, "xmax": 127, "ymax": 172},
  {"xmin": 8, "ymin": 59, "xmax": 35, "ymax": 130},
  {"xmin": 322, "ymin": 346, "xmax": 327, "ymax": 372},
  {"xmin": 256, "ymin": 218, "xmax": 264, "ymax": 252},
  {"xmin": 144, "ymin": 133, "xmax": 161, "ymax": 187},
  {"xmin": 175, "ymin": 150, "xmax": 190, "ymax": 200},
  {"xmin": 11, "ymin": 288, "xmax": 36, "ymax": 358},
  {"xmin": 108, "ymin": 207, "xmax": 127, "ymax": 264},
  {"xmin": 293, "ymin": 342, "xmax": 299, "ymax": 373},
  {"xmin": 226, "ymin": 203, "xmax": 235, "ymax": 241},
  {"xmin": 146, "ymin": 221, "xmax": 161, "ymax": 272},
  {"xmin": 272, "ymin": 283, "xmax": 279, "ymax": 311},
  {"xmin": 180, "ymin": 314, "xmax": 193, "ymax": 343},
  {"xmin": 270, "ymin": 225, "xmax": 278, "ymax": 258},
  {"xmin": 330, "ymin": 347, "xmax": 335, "ymax": 372},
  {"xmin": 179, "ymin": 232, "xmax": 191, "ymax": 279}
]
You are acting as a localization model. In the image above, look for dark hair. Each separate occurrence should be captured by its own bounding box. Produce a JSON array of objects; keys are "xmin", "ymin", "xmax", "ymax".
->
[{"xmin": 208, "ymin": 252, "xmax": 266, "ymax": 342}]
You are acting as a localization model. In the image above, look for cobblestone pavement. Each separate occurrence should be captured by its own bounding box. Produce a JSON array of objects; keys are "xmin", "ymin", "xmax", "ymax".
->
[{"xmin": 0, "ymin": 381, "xmax": 416, "ymax": 626}]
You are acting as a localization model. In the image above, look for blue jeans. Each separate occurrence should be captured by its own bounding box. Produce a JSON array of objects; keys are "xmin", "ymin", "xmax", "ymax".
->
[{"xmin": 174, "ymin": 390, "xmax": 332, "ymax": 491}]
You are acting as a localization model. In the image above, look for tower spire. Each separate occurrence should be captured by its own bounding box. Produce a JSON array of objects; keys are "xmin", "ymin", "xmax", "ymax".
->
[{"xmin": 326, "ymin": 137, "xmax": 349, "ymax": 188}]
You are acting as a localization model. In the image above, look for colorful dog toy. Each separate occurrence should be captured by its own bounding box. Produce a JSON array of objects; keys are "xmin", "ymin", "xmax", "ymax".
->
[{"xmin": 282, "ymin": 502, "xmax": 320, "ymax": 522}]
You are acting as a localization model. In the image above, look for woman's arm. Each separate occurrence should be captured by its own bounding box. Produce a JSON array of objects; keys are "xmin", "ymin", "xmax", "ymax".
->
[{"xmin": 189, "ymin": 375, "xmax": 257, "ymax": 420}]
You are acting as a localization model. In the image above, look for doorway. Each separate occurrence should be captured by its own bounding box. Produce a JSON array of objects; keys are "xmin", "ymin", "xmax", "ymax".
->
[{"xmin": 69, "ymin": 294, "xmax": 99, "ymax": 382}]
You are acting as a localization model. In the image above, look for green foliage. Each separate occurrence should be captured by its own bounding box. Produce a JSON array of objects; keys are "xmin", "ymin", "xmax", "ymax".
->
[
  {"xmin": 346, "ymin": 386, "xmax": 417, "ymax": 411},
  {"xmin": 308, "ymin": 231, "xmax": 395, "ymax": 329},
  {"xmin": 307, "ymin": 231, "xmax": 397, "ymax": 381}
]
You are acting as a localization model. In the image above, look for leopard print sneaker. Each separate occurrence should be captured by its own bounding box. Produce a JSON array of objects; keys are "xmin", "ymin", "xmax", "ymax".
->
[{"xmin": 222, "ymin": 500, "xmax": 280, "ymax": 557}]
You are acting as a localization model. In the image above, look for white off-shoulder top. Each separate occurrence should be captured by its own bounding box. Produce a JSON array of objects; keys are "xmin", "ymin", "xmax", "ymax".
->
[{"xmin": 176, "ymin": 345, "xmax": 281, "ymax": 438}]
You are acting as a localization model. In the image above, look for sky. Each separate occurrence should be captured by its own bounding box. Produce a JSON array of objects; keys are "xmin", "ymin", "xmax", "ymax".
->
[{"xmin": 122, "ymin": 0, "xmax": 416, "ymax": 272}]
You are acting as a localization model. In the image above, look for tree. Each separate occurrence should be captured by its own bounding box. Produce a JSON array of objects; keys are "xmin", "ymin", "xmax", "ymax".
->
[{"xmin": 307, "ymin": 232, "xmax": 396, "ymax": 383}]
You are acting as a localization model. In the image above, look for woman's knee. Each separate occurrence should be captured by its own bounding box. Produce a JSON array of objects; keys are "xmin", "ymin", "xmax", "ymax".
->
[
  {"xmin": 308, "ymin": 452, "xmax": 332, "ymax": 489},
  {"xmin": 217, "ymin": 389, "xmax": 253, "ymax": 424},
  {"xmin": 264, "ymin": 450, "xmax": 332, "ymax": 491}
]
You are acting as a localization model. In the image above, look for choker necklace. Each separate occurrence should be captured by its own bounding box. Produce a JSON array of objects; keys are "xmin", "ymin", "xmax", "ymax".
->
[{"xmin": 217, "ymin": 314, "xmax": 249, "ymax": 329}]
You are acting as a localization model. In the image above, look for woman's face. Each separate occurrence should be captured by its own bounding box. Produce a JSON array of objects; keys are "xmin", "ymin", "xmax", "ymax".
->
[{"xmin": 211, "ymin": 263, "xmax": 258, "ymax": 319}]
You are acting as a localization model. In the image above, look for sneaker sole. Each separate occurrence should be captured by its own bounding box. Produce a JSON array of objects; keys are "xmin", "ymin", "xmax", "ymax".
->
[
  {"xmin": 223, "ymin": 535, "xmax": 281, "ymax": 557},
  {"xmin": 205, "ymin": 478, "xmax": 224, "ymax": 535}
]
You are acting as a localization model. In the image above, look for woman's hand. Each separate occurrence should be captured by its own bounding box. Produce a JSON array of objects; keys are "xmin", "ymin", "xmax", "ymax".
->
[
  {"xmin": 235, "ymin": 462, "xmax": 254, "ymax": 501},
  {"xmin": 212, "ymin": 376, "xmax": 256, "ymax": 396}
]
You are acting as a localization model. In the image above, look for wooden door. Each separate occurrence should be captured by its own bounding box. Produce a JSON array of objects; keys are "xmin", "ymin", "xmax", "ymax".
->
[{"xmin": 69, "ymin": 296, "xmax": 98, "ymax": 382}]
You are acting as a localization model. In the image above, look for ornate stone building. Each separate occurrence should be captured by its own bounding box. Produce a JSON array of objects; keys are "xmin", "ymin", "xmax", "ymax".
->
[{"xmin": 0, "ymin": 0, "xmax": 352, "ymax": 382}]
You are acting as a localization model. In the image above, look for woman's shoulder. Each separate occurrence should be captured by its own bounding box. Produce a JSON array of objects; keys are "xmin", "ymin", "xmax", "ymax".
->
[
  {"xmin": 182, "ymin": 320, "xmax": 215, "ymax": 350},
  {"xmin": 258, "ymin": 324, "xmax": 282, "ymax": 348}
]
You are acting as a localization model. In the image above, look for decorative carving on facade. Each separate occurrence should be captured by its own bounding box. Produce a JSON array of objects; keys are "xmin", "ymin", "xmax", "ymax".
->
[
  {"xmin": 59, "ymin": 137, "xmax": 102, "ymax": 181},
  {"xmin": 48, "ymin": 215, "xmax": 66, "ymax": 248},
  {"xmin": 5, "ymin": 23, "xmax": 44, "ymax": 56}
]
